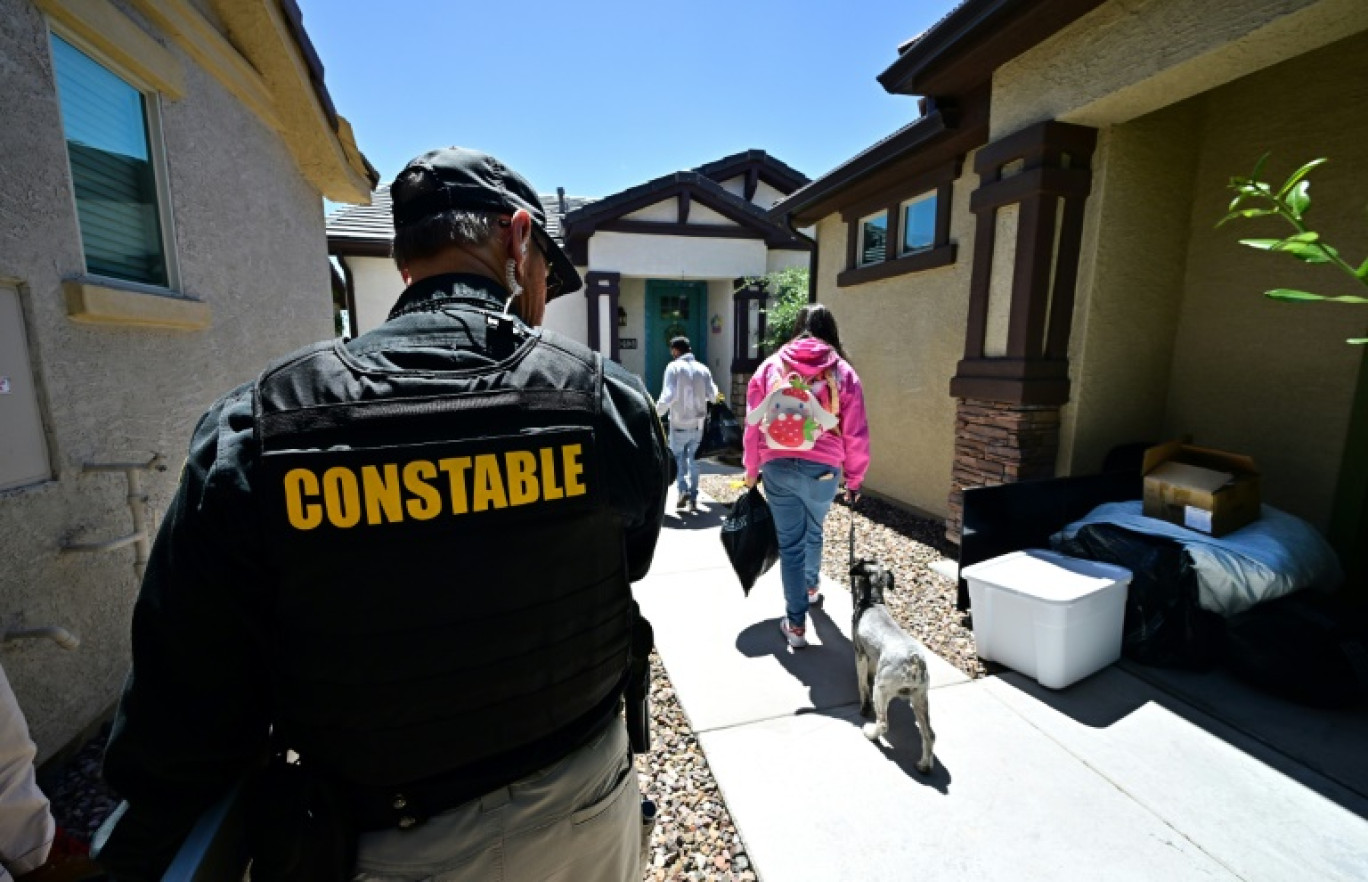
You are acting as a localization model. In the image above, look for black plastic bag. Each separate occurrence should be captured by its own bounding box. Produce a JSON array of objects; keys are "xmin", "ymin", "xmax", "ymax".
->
[
  {"xmin": 1052, "ymin": 523, "xmax": 1223, "ymax": 670},
  {"xmin": 1224, "ymin": 592, "xmax": 1368, "ymax": 708},
  {"xmin": 720, "ymin": 486, "xmax": 779, "ymax": 595},
  {"xmin": 696, "ymin": 401, "xmax": 743, "ymax": 460}
]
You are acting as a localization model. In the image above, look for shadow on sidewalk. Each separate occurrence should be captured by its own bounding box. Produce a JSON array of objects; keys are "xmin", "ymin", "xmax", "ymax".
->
[
  {"xmin": 734, "ymin": 603, "xmax": 949, "ymax": 790},
  {"xmin": 662, "ymin": 499, "xmax": 729, "ymax": 532},
  {"xmin": 995, "ymin": 662, "xmax": 1368, "ymax": 816}
]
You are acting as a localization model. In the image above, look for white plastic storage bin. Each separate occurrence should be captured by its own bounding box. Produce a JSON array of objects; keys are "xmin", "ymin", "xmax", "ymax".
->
[{"xmin": 961, "ymin": 549, "xmax": 1132, "ymax": 689}]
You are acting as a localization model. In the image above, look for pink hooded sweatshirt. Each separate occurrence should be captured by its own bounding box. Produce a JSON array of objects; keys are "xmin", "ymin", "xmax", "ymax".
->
[{"xmin": 743, "ymin": 337, "xmax": 871, "ymax": 490}]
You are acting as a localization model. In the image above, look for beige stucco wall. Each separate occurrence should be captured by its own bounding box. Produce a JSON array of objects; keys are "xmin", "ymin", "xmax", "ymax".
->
[
  {"xmin": 991, "ymin": 0, "xmax": 1368, "ymax": 138},
  {"xmin": 1059, "ymin": 98, "xmax": 1204, "ymax": 476},
  {"xmin": 1060, "ymin": 29, "xmax": 1368, "ymax": 529},
  {"xmin": 811, "ymin": 156, "xmax": 979, "ymax": 517},
  {"xmin": 0, "ymin": 0, "xmax": 334, "ymax": 759},
  {"xmin": 1165, "ymin": 32, "xmax": 1368, "ymax": 528}
]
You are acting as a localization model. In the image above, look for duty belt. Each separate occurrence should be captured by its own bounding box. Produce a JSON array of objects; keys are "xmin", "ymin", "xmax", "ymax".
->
[{"xmin": 345, "ymin": 690, "xmax": 623, "ymax": 831}]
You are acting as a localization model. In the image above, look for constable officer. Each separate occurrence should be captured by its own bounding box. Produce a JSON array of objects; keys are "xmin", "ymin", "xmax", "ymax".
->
[{"xmin": 93, "ymin": 147, "xmax": 671, "ymax": 881}]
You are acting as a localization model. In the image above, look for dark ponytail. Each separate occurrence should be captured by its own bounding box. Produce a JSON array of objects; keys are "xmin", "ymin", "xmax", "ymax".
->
[{"xmin": 791, "ymin": 303, "xmax": 849, "ymax": 363}]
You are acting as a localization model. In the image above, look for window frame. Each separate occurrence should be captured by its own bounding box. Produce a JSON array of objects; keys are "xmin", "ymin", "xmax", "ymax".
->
[
  {"xmin": 0, "ymin": 278, "xmax": 55, "ymax": 493},
  {"xmin": 48, "ymin": 26, "xmax": 181, "ymax": 295},
  {"xmin": 731, "ymin": 278, "xmax": 769, "ymax": 373},
  {"xmin": 837, "ymin": 158, "xmax": 958, "ymax": 288},
  {"xmin": 899, "ymin": 189, "xmax": 938, "ymax": 255},
  {"xmin": 855, "ymin": 209, "xmax": 888, "ymax": 268}
]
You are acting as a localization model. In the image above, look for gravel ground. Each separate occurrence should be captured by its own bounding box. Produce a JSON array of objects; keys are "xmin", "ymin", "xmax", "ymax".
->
[
  {"xmin": 44, "ymin": 723, "xmax": 120, "ymax": 844},
  {"xmin": 45, "ymin": 482, "xmax": 977, "ymax": 881}
]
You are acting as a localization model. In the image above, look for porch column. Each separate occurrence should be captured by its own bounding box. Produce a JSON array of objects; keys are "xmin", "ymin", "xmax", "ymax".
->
[
  {"xmin": 584, "ymin": 270, "xmax": 620, "ymax": 362},
  {"xmin": 946, "ymin": 120, "xmax": 1098, "ymax": 544},
  {"xmin": 730, "ymin": 277, "xmax": 767, "ymax": 413}
]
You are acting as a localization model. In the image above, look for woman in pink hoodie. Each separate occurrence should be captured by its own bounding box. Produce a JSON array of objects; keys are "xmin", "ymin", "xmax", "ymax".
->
[{"xmin": 744, "ymin": 304, "xmax": 870, "ymax": 648}]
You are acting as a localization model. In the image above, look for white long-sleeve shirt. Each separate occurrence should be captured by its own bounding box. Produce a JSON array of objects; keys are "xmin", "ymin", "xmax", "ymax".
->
[
  {"xmin": 656, "ymin": 353, "xmax": 717, "ymax": 431},
  {"xmin": 0, "ymin": 663, "xmax": 53, "ymax": 880}
]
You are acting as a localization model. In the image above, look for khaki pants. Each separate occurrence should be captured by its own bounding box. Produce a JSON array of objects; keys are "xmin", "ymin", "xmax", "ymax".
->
[
  {"xmin": 0, "ymin": 663, "xmax": 54, "ymax": 879},
  {"xmin": 353, "ymin": 720, "xmax": 642, "ymax": 882}
]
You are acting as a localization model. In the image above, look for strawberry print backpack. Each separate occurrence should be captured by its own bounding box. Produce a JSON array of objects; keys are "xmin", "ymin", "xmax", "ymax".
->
[{"xmin": 746, "ymin": 364, "xmax": 839, "ymax": 451}]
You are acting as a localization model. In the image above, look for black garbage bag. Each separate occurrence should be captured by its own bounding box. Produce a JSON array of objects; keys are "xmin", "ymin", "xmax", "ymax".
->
[
  {"xmin": 696, "ymin": 401, "xmax": 743, "ymax": 460},
  {"xmin": 720, "ymin": 486, "xmax": 779, "ymax": 595},
  {"xmin": 1224, "ymin": 592, "xmax": 1368, "ymax": 708},
  {"xmin": 1052, "ymin": 523, "xmax": 1223, "ymax": 669}
]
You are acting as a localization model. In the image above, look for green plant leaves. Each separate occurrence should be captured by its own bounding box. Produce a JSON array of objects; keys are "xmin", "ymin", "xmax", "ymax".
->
[
  {"xmin": 1266, "ymin": 289, "xmax": 1326, "ymax": 302},
  {"xmin": 1217, "ymin": 207, "xmax": 1276, "ymax": 226},
  {"xmin": 1266, "ymin": 289, "xmax": 1368, "ymax": 304},
  {"xmin": 1275, "ymin": 158, "xmax": 1328, "ymax": 199},
  {"xmin": 1239, "ymin": 232, "xmax": 1339, "ymax": 263},
  {"xmin": 1285, "ymin": 180, "xmax": 1312, "ymax": 218},
  {"xmin": 1221, "ymin": 154, "xmax": 1367, "ymax": 345}
]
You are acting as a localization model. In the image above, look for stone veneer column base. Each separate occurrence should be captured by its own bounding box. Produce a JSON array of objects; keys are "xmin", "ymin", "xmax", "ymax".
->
[
  {"xmin": 730, "ymin": 373, "xmax": 751, "ymax": 415},
  {"xmin": 946, "ymin": 399, "xmax": 1061, "ymax": 544}
]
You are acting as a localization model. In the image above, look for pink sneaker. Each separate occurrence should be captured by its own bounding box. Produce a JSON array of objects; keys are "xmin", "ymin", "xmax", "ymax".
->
[{"xmin": 780, "ymin": 618, "xmax": 808, "ymax": 649}]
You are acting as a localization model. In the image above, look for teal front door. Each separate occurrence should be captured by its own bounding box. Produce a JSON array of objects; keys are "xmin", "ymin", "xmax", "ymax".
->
[{"xmin": 645, "ymin": 280, "xmax": 707, "ymax": 397}]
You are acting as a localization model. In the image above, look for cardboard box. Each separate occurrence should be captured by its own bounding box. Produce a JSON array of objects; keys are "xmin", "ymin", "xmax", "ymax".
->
[{"xmin": 1142, "ymin": 441, "xmax": 1260, "ymax": 537}]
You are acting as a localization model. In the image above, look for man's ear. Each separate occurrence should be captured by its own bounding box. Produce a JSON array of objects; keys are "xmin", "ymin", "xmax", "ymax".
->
[{"xmin": 507, "ymin": 209, "xmax": 534, "ymax": 265}]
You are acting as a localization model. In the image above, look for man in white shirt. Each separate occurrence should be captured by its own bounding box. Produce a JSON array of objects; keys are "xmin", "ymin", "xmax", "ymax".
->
[{"xmin": 656, "ymin": 337, "xmax": 718, "ymax": 512}]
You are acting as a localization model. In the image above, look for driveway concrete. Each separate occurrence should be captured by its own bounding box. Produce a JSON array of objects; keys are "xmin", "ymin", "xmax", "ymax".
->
[{"xmin": 636, "ymin": 483, "xmax": 1368, "ymax": 882}]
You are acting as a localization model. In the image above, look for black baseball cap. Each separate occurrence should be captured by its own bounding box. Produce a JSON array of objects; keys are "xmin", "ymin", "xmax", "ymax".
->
[{"xmin": 390, "ymin": 147, "xmax": 582, "ymax": 297}]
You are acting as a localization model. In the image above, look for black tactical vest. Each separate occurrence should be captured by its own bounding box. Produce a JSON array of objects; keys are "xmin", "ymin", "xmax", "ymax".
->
[{"xmin": 251, "ymin": 328, "xmax": 634, "ymax": 787}]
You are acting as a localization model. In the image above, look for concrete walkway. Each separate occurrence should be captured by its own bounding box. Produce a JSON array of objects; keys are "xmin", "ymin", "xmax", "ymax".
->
[{"xmin": 636, "ymin": 481, "xmax": 1368, "ymax": 882}]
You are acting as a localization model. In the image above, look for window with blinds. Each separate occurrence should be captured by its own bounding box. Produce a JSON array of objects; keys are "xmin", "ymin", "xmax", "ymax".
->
[
  {"xmin": 857, "ymin": 210, "xmax": 887, "ymax": 267},
  {"xmin": 51, "ymin": 34, "xmax": 169, "ymax": 288}
]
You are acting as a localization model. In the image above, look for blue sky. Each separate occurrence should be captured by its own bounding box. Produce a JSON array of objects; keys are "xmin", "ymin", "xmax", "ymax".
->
[{"xmin": 301, "ymin": 0, "xmax": 959, "ymax": 203}]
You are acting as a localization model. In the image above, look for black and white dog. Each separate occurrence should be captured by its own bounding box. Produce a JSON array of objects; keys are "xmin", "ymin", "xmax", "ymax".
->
[{"xmin": 850, "ymin": 560, "xmax": 936, "ymax": 774}]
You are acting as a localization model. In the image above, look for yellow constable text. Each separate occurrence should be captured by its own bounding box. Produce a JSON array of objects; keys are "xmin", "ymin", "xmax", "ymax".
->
[{"xmin": 282, "ymin": 443, "xmax": 587, "ymax": 530}]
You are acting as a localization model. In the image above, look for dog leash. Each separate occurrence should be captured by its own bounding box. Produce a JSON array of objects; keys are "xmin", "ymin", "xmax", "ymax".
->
[{"xmin": 848, "ymin": 493, "xmax": 856, "ymax": 587}]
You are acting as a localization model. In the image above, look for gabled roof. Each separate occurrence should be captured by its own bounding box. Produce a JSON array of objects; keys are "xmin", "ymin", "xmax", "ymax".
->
[
  {"xmin": 561, "ymin": 164, "xmax": 812, "ymax": 256},
  {"xmin": 771, "ymin": 110, "xmax": 951, "ymax": 225},
  {"xmin": 878, "ymin": 0, "xmax": 1106, "ymax": 99},
  {"xmin": 770, "ymin": 91, "xmax": 989, "ymax": 226},
  {"xmin": 326, "ymin": 186, "xmax": 595, "ymax": 258},
  {"xmin": 692, "ymin": 150, "xmax": 810, "ymax": 197}
]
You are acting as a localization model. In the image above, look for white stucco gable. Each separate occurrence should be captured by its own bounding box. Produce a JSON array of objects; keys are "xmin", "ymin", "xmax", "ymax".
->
[
  {"xmin": 718, "ymin": 176, "xmax": 790, "ymax": 210},
  {"xmin": 590, "ymin": 232, "xmax": 768, "ymax": 279}
]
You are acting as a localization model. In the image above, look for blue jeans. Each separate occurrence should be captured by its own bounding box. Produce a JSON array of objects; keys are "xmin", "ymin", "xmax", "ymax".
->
[
  {"xmin": 669, "ymin": 425, "xmax": 702, "ymax": 497},
  {"xmin": 761, "ymin": 458, "xmax": 839, "ymax": 628}
]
